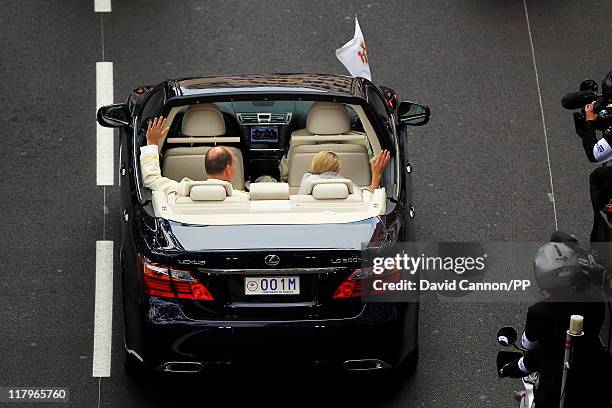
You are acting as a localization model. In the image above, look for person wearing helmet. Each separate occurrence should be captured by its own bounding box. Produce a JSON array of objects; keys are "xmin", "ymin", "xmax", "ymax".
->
[
  {"xmin": 574, "ymin": 72, "xmax": 612, "ymax": 242},
  {"xmin": 499, "ymin": 237, "xmax": 607, "ymax": 408}
]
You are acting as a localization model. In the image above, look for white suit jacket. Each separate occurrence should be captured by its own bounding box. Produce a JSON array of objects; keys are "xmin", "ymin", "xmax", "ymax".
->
[{"xmin": 139, "ymin": 145, "xmax": 247, "ymax": 197}]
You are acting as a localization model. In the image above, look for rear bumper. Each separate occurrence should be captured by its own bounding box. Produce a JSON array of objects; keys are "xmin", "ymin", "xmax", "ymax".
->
[{"xmin": 131, "ymin": 298, "xmax": 418, "ymax": 370}]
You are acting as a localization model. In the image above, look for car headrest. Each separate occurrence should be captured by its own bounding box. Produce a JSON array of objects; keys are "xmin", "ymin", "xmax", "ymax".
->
[
  {"xmin": 190, "ymin": 185, "xmax": 228, "ymax": 201},
  {"xmin": 306, "ymin": 102, "xmax": 351, "ymax": 135},
  {"xmin": 182, "ymin": 104, "xmax": 226, "ymax": 137},
  {"xmin": 179, "ymin": 180, "xmax": 233, "ymax": 201},
  {"xmin": 301, "ymin": 178, "xmax": 354, "ymax": 199},
  {"xmin": 312, "ymin": 183, "xmax": 350, "ymax": 199},
  {"xmin": 249, "ymin": 182, "xmax": 289, "ymax": 200}
]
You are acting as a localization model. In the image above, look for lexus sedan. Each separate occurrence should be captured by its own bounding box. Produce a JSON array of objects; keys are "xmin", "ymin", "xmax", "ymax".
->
[{"xmin": 97, "ymin": 73, "xmax": 430, "ymax": 374}]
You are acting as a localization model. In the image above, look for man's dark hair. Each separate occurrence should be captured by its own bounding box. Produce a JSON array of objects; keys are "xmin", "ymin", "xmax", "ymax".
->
[{"xmin": 205, "ymin": 146, "xmax": 233, "ymax": 175}]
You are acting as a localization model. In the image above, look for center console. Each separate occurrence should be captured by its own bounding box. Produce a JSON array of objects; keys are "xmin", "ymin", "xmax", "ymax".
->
[
  {"xmin": 249, "ymin": 125, "xmax": 280, "ymax": 145},
  {"xmin": 237, "ymin": 112, "xmax": 292, "ymax": 181}
]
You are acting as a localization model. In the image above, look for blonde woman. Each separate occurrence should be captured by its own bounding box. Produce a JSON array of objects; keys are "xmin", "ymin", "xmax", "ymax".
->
[{"xmin": 298, "ymin": 149, "xmax": 391, "ymax": 195}]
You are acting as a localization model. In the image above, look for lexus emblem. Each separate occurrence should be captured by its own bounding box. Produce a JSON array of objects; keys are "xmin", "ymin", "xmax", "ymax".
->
[{"xmin": 264, "ymin": 254, "xmax": 280, "ymax": 267}]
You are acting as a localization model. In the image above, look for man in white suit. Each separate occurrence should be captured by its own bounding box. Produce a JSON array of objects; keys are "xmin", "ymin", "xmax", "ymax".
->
[{"xmin": 139, "ymin": 116, "xmax": 242, "ymax": 195}]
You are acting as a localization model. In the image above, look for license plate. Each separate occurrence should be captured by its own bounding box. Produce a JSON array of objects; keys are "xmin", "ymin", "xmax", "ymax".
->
[{"xmin": 244, "ymin": 276, "xmax": 300, "ymax": 295}]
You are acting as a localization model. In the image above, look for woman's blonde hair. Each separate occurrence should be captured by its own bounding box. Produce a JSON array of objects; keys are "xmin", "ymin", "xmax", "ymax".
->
[{"xmin": 311, "ymin": 151, "xmax": 341, "ymax": 174}]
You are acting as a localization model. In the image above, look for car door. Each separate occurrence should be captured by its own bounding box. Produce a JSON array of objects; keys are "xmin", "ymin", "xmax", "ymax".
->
[
  {"xmin": 366, "ymin": 85, "xmax": 399, "ymax": 190},
  {"xmin": 366, "ymin": 84, "xmax": 413, "ymax": 241},
  {"xmin": 132, "ymin": 86, "xmax": 166, "ymax": 207},
  {"xmin": 120, "ymin": 85, "xmax": 165, "ymax": 283}
]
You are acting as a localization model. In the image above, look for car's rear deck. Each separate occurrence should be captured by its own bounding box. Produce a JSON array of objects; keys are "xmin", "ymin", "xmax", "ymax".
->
[{"xmin": 151, "ymin": 183, "xmax": 386, "ymax": 225}]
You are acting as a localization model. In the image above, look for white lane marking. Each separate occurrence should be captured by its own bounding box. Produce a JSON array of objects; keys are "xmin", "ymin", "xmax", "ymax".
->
[
  {"xmin": 94, "ymin": 0, "xmax": 111, "ymax": 13},
  {"xmin": 96, "ymin": 62, "xmax": 114, "ymax": 186},
  {"xmin": 93, "ymin": 241, "xmax": 114, "ymax": 377},
  {"xmin": 523, "ymin": 0, "xmax": 559, "ymax": 230}
]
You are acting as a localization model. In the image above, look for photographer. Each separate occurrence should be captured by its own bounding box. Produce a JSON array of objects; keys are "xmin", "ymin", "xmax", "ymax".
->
[
  {"xmin": 574, "ymin": 71, "xmax": 612, "ymax": 242},
  {"xmin": 499, "ymin": 238, "xmax": 607, "ymax": 408},
  {"xmin": 578, "ymin": 101, "xmax": 611, "ymax": 163}
]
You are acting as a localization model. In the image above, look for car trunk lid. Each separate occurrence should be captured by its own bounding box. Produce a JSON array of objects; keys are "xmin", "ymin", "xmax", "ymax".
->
[{"xmin": 158, "ymin": 219, "xmax": 382, "ymax": 320}]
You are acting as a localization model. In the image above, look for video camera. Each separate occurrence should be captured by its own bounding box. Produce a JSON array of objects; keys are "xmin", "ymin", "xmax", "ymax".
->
[{"xmin": 562, "ymin": 74, "xmax": 612, "ymax": 131}]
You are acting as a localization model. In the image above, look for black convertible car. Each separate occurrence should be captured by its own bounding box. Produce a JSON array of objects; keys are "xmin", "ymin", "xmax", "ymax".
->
[{"xmin": 97, "ymin": 73, "xmax": 430, "ymax": 373}]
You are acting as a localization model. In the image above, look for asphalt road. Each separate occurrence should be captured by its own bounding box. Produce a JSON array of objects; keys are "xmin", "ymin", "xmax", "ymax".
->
[{"xmin": 1, "ymin": 0, "xmax": 611, "ymax": 407}]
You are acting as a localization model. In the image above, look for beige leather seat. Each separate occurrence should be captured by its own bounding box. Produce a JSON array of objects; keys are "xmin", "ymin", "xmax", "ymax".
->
[
  {"xmin": 170, "ymin": 180, "xmax": 250, "ymax": 215},
  {"xmin": 162, "ymin": 104, "xmax": 245, "ymax": 190},
  {"xmin": 163, "ymin": 146, "xmax": 245, "ymax": 190},
  {"xmin": 288, "ymin": 178, "xmax": 369, "ymax": 215},
  {"xmin": 285, "ymin": 102, "xmax": 371, "ymax": 194},
  {"xmin": 174, "ymin": 180, "xmax": 249, "ymax": 204},
  {"xmin": 293, "ymin": 178, "xmax": 363, "ymax": 202}
]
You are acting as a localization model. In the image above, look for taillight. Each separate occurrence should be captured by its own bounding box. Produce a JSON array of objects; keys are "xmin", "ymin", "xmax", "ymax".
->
[
  {"xmin": 333, "ymin": 278, "xmax": 363, "ymax": 299},
  {"xmin": 332, "ymin": 267, "xmax": 400, "ymax": 300},
  {"xmin": 142, "ymin": 261, "xmax": 174, "ymax": 299},
  {"xmin": 139, "ymin": 256, "xmax": 213, "ymax": 301},
  {"xmin": 170, "ymin": 268, "xmax": 214, "ymax": 301}
]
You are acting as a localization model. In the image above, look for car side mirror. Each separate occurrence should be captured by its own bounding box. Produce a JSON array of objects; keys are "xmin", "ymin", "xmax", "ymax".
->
[
  {"xmin": 97, "ymin": 103, "xmax": 130, "ymax": 128},
  {"xmin": 398, "ymin": 101, "xmax": 430, "ymax": 126},
  {"xmin": 496, "ymin": 327, "xmax": 518, "ymax": 347}
]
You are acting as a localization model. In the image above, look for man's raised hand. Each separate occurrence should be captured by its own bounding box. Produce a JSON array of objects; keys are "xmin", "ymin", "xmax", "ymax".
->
[{"xmin": 146, "ymin": 116, "xmax": 169, "ymax": 145}]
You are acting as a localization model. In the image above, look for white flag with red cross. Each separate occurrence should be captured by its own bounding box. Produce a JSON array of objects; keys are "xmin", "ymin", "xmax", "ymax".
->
[{"xmin": 335, "ymin": 17, "xmax": 371, "ymax": 81}]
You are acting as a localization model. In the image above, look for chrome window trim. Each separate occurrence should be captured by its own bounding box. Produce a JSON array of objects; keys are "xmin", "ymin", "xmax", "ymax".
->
[
  {"xmin": 390, "ymin": 113, "xmax": 400, "ymax": 200},
  {"xmin": 197, "ymin": 267, "xmax": 346, "ymax": 275}
]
